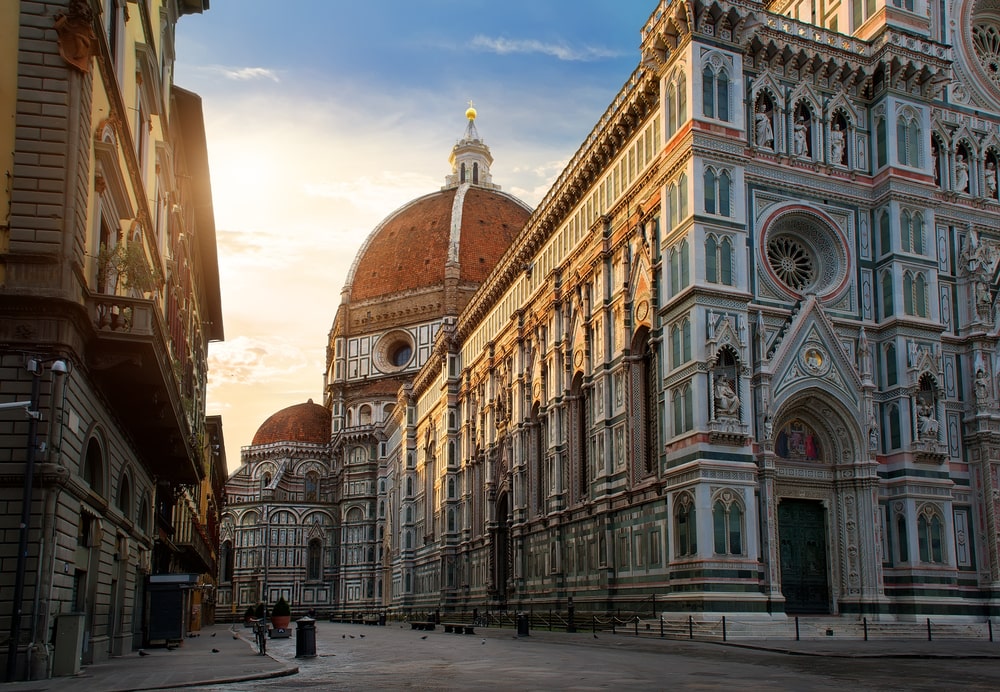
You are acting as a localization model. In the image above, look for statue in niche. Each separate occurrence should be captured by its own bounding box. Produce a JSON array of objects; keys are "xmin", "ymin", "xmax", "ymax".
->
[
  {"xmin": 976, "ymin": 280, "xmax": 993, "ymax": 322},
  {"xmin": 868, "ymin": 413, "xmax": 879, "ymax": 451},
  {"xmin": 714, "ymin": 377, "xmax": 740, "ymax": 417},
  {"xmin": 975, "ymin": 365, "xmax": 991, "ymax": 407},
  {"xmin": 755, "ymin": 102, "xmax": 774, "ymax": 149},
  {"xmin": 916, "ymin": 402, "xmax": 939, "ymax": 439},
  {"xmin": 931, "ymin": 143, "xmax": 940, "ymax": 187},
  {"xmin": 830, "ymin": 122, "xmax": 846, "ymax": 165},
  {"xmin": 986, "ymin": 160, "xmax": 998, "ymax": 200},
  {"xmin": 955, "ymin": 153, "xmax": 970, "ymax": 193},
  {"xmin": 793, "ymin": 112, "xmax": 810, "ymax": 157}
]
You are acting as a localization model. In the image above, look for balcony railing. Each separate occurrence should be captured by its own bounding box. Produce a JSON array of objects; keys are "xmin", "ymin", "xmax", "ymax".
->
[{"xmin": 85, "ymin": 291, "xmax": 200, "ymax": 485}]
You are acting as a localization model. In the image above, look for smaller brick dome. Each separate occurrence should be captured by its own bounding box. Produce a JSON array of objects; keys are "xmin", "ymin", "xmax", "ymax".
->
[{"xmin": 252, "ymin": 400, "xmax": 330, "ymax": 445}]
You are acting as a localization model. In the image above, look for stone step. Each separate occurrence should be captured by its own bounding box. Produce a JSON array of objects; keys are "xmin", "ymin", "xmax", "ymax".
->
[{"xmin": 641, "ymin": 616, "xmax": 996, "ymax": 641}]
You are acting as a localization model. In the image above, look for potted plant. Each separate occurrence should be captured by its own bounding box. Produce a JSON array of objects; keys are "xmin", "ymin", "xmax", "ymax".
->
[{"xmin": 270, "ymin": 597, "xmax": 292, "ymax": 631}]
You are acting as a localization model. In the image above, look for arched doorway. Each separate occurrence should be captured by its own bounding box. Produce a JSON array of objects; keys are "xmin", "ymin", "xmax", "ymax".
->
[
  {"xmin": 767, "ymin": 391, "xmax": 873, "ymax": 616},
  {"xmin": 493, "ymin": 492, "xmax": 510, "ymax": 605},
  {"xmin": 778, "ymin": 498, "xmax": 829, "ymax": 613}
]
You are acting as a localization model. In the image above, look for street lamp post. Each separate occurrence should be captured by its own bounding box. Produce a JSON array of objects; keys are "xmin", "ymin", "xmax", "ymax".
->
[{"xmin": 5, "ymin": 357, "xmax": 67, "ymax": 682}]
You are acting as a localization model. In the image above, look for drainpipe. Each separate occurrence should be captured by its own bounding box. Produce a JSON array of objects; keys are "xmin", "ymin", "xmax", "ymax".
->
[{"xmin": 27, "ymin": 367, "xmax": 71, "ymax": 680}]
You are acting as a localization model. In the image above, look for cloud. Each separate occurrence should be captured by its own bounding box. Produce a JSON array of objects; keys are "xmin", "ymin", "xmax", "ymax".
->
[
  {"xmin": 200, "ymin": 65, "xmax": 281, "ymax": 82},
  {"xmin": 208, "ymin": 336, "xmax": 319, "ymax": 387},
  {"xmin": 469, "ymin": 35, "xmax": 620, "ymax": 62}
]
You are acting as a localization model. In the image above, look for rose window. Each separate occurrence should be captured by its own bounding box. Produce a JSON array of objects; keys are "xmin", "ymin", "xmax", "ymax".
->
[
  {"xmin": 973, "ymin": 23, "xmax": 1000, "ymax": 88},
  {"xmin": 760, "ymin": 210, "xmax": 848, "ymax": 298},
  {"xmin": 767, "ymin": 236, "xmax": 815, "ymax": 290}
]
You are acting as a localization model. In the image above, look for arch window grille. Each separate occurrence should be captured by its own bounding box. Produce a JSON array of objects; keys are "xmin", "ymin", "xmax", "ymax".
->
[
  {"xmin": 900, "ymin": 210, "xmax": 925, "ymax": 255},
  {"xmin": 879, "ymin": 210, "xmax": 891, "ymax": 256},
  {"xmin": 896, "ymin": 110, "xmax": 921, "ymax": 167},
  {"xmin": 706, "ymin": 234, "xmax": 734, "ymax": 285},
  {"xmin": 665, "ymin": 73, "xmax": 687, "ymax": 137},
  {"xmin": 702, "ymin": 63, "xmax": 730, "ymax": 122},
  {"xmin": 669, "ymin": 239, "xmax": 690, "ymax": 296},
  {"xmin": 675, "ymin": 494, "xmax": 697, "ymax": 556},
  {"xmin": 917, "ymin": 508, "xmax": 944, "ymax": 563},
  {"xmin": 307, "ymin": 539, "xmax": 322, "ymax": 580},
  {"xmin": 896, "ymin": 512, "xmax": 909, "ymax": 562},
  {"xmin": 703, "ymin": 167, "xmax": 732, "ymax": 217},
  {"xmin": 881, "ymin": 272, "xmax": 894, "ymax": 318},
  {"xmin": 902, "ymin": 271, "xmax": 928, "ymax": 317},
  {"xmin": 669, "ymin": 318, "xmax": 692, "ymax": 368},
  {"xmin": 712, "ymin": 496, "xmax": 744, "ymax": 555},
  {"xmin": 671, "ymin": 383, "xmax": 694, "ymax": 435}
]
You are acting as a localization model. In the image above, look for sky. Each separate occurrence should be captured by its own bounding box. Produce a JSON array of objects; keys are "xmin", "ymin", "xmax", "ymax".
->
[{"xmin": 173, "ymin": 1, "xmax": 660, "ymax": 472}]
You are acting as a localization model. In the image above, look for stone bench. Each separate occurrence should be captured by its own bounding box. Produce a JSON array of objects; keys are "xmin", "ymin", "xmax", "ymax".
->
[
  {"xmin": 409, "ymin": 621, "xmax": 436, "ymax": 631},
  {"xmin": 442, "ymin": 622, "xmax": 475, "ymax": 634}
]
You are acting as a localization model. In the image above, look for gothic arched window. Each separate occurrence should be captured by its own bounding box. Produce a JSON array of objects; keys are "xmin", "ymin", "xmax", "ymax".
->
[
  {"xmin": 881, "ymin": 272, "xmax": 894, "ymax": 318},
  {"xmin": 671, "ymin": 383, "xmax": 693, "ymax": 435},
  {"xmin": 712, "ymin": 495, "xmax": 743, "ymax": 555},
  {"xmin": 702, "ymin": 63, "xmax": 730, "ymax": 122},
  {"xmin": 706, "ymin": 234, "xmax": 733, "ymax": 285},
  {"xmin": 307, "ymin": 539, "xmax": 322, "ymax": 580},
  {"xmin": 896, "ymin": 110, "xmax": 921, "ymax": 167},
  {"xmin": 675, "ymin": 493, "xmax": 697, "ymax": 557},
  {"xmin": 917, "ymin": 507, "xmax": 944, "ymax": 563},
  {"xmin": 305, "ymin": 471, "xmax": 319, "ymax": 502}
]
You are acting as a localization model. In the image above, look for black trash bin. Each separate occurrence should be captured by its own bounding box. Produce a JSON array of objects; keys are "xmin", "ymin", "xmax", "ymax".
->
[
  {"xmin": 516, "ymin": 612, "xmax": 529, "ymax": 637},
  {"xmin": 296, "ymin": 616, "xmax": 316, "ymax": 658}
]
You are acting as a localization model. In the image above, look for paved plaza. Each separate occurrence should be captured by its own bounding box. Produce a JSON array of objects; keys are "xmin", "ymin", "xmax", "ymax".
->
[{"xmin": 3, "ymin": 620, "xmax": 1000, "ymax": 691}]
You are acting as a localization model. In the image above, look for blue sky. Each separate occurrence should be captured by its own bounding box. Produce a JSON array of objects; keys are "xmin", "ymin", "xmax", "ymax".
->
[{"xmin": 174, "ymin": 1, "xmax": 659, "ymax": 469}]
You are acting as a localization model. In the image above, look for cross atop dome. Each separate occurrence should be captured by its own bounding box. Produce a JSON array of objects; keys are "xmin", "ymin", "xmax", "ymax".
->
[{"xmin": 445, "ymin": 103, "xmax": 498, "ymax": 190}]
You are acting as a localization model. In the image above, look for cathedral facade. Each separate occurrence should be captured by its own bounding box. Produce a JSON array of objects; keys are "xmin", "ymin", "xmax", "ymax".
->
[{"xmin": 221, "ymin": 0, "xmax": 1000, "ymax": 620}]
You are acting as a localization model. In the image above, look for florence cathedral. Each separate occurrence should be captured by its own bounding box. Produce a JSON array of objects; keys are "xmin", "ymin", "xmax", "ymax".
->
[{"xmin": 219, "ymin": 0, "xmax": 1000, "ymax": 622}]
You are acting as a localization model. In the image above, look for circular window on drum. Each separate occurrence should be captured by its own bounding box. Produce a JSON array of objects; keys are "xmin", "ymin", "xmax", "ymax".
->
[
  {"xmin": 374, "ymin": 330, "xmax": 415, "ymax": 373},
  {"xmin": 762, "ymin": 211, "xmax": 847, "ymax": 298}
]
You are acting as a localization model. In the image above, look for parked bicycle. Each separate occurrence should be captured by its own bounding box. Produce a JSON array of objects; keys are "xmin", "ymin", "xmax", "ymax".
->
[{"xmin": 252, "ymin": 618, "xmax": 267, "ymax": 655}]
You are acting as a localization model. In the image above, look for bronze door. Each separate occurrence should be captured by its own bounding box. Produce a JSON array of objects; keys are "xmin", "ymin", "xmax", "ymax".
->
[{"xmin": 778, "ymin": 499, "xmax": 830, "ymax": 614}]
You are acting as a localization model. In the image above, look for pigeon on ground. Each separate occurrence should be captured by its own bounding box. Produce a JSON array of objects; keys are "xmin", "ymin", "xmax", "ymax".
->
[
  {"xmin": 342, "ymin": 634, "xmax": 346, "ymax": 639},
  {"xmin": 359, "ymin": 634, "xmax": 365, "ymax": 638},
  {"xmin": 593, "ymin": 634, "xmax": 598, "ymax": 639},
  {"xmin": 420, "ymin": 635, "xmax": 427, "ymax": 639},
  {"xmin": 138, "ymin": 650, "xmax": 149, "ymax": 657},
  {"xmin": 211, "ymin": 633, "xmax": 216, "ymax": 637},
  {"xmin": 232, "ymin": 634, "xmax": 239, "ymax": 640},
  {"xmin": 349, "ymin": 635, "xmax": 355, "ymax": 639},
  {"xmin": 481, "ymin": 639, "xmax": 486, "ymax": 645}
]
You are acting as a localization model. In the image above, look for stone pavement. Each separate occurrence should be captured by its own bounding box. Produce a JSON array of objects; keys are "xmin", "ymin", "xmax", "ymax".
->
[
  {"xmin": 0, "ymin": 623, "xmax": 296, "ymax": 692},
  {"xmin": 0, "ymin": 621, "xmax": 997, "ymax": 691}
]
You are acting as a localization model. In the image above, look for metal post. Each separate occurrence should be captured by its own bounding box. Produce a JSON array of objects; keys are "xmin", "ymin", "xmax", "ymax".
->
[
  {"xmin": 688, "ymin": 614, "xmax": 693, "ymax": 640},
  {"xmin": 926, "ymin": 617, "xmax": 932, "ymax": 641},
  {"xmin": 989, "ymin": 619, "xmax": 993, "ymax": 643},
  {"xmin": 660, "ymin": 615, "xmax": 664, "ymax": 638},
  {"xmin": 795, "ymin": 616, "xmax": 800, "ymax": 641},
  {"xmin": 722, "ymin": 616, "xmax": 727, "ymax": 642},
  {"xmin": 863, "ymin": 617, "xmax": 868, "ymax": 642},
  {"xmin": 6, "ymin": 365, "xmax": 41, "ymax": 682},
  {"xmin": 652, "ymin": 594, "xmax": 656, "ymax": 619}
]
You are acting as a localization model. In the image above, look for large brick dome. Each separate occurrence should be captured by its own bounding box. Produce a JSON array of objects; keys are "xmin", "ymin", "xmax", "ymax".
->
[
  {"xmin": 345, "ymin": 185, "xmax": 531, "ymax": 302},
  {"xmin": 252, "ymin": 399, "xmax": 330, "ymax": 445}
]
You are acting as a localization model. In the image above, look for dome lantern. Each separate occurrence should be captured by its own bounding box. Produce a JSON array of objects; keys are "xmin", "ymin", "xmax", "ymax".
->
[{"xmin": 445, "ymin": 103, "xmax": 497, "ymax": 190}]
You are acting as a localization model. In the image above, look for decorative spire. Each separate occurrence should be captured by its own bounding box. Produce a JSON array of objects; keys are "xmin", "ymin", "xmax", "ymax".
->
[{"xmin": 444, "ymin": 103, "xmax": 498, "ymax": 190}]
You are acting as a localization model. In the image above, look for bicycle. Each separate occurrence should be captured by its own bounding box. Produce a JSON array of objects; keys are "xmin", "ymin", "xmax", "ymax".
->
[{"xmin": 252, "ymin": 618, "xmax": 267, "ymax": 655}]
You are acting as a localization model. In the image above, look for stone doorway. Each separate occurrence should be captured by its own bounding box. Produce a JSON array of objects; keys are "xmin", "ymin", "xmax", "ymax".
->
[{"xmin": 778, "ymin": 499, "xmax": 830, "ymax": 614}]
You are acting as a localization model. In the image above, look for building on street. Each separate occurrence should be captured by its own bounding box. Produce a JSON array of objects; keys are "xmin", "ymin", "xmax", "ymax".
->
[{"xmin": 0, "ymin": 0, "xmax": 222, "ymax": 679}]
